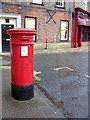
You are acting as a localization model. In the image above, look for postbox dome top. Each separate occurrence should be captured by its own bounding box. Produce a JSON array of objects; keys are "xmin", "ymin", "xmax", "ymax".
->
[{"xmin": 7, "ymin": 28, "xmax": 37, "ymax": 35}]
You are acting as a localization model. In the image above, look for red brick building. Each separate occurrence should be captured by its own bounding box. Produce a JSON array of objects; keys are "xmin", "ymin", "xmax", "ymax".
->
[{"xmin": 0, "ymin": 0, "xmax": 89, "ymax": 52}]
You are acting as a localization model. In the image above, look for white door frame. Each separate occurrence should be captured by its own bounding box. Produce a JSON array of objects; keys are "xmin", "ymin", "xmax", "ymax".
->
[{"xmin": 0, "ymin": 13, "xmax": 21, "ymax": 53}]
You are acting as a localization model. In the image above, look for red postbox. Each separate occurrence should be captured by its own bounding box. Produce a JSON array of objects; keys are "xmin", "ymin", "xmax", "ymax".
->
[{"xmin": 7, "ymin": 28, "xmax": 37, "ymax": 101}]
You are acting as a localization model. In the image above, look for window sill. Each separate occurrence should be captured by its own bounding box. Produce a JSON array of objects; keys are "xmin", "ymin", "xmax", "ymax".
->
[
  {"xmin": 60, "ymin": 40, "xmax": 68, "ymax": 42},
  {"xmin": 55, "ymin": 5, "xmax": 65, "ymax": 9},
  {"xmin": 31, "ymin": 2, "xmax": 44, "ymax": 6}
]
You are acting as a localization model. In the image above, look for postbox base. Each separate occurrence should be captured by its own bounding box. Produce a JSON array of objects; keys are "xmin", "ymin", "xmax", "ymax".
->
[{"xmin": 11, "ymin": 84, "xmax": 34, "ymax": 101}]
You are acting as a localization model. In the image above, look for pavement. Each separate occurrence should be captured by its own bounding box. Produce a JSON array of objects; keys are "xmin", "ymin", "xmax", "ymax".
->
[
  {"xmin": 0, "ymin": 42, "xmax": 89, "ymax": 119},
  {"xmin": 1, "ymin": 53, "xmax": 64, "ymax": 119},
  {"xmin": 0, "ymin": 42, "xmax": 89, "ymax": 56},
  {"xmin": 34, "ymin": 42, "xmax": 89, "ymax": 54}
]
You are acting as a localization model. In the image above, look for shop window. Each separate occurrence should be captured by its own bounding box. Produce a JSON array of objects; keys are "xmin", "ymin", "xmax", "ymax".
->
[
  {"xmin": 56, "ymin": 0, "xmax": 65, "ymax": 8},
  {"xmin": 32, "ymin": 0, "xmax": 42, "ymax": 4},
  {"xmin": 60, "ymin": 21, "xmax": 69, "ymax": 41},
  {"xmin": 25, "ymin": 17, "xmax": 37, "ymax": 42}
]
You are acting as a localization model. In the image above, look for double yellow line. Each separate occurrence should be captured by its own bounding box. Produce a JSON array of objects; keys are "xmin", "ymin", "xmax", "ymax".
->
[{"xmin": 0, "ymin": 66, "xmax": 41, "ymax": 81}]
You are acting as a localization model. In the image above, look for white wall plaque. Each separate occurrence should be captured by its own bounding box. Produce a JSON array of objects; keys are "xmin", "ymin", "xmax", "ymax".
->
[{"xmin": 21, "ymin": 46, "xmax": 28, "ymax": 56}]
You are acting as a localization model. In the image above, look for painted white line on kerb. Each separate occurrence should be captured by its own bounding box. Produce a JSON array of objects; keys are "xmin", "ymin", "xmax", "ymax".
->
[
  {"xmin": 85, "ymin": 75, "xmax": 90, "ymax": 78},
  {"xmin": 34, "ymin": 70, "xmax": 42, "ymax": 81},
  {"xmin": 34, "ymin": 71, "xmax": 42, "ymax": 75},
  {"xmin": 0, "ymin": 56, "xmax": 2, "ymax": 60},
  {"xmin": 54, "ymin": 67, "xmax": 75, "ymax": 72}
]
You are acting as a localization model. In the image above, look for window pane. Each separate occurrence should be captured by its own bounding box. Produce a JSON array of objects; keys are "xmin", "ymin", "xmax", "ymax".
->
[
  {"xmin": 61, "ymin": 30, "xmax": 68, "ymax": 40},
  {"xmin": 25, "ymin": 17, "xmax": 36, "ymax": 41},
  {"xmin": 61, "ymin": 21, "xmax": 68, "ymax": 41},
  {"xmin": 25, "ymin": 18, "xmax": 35, "ymax": 30},
  {"xmin": 56, "ymin": 0, "xmax": 64, "ymax": 7}
]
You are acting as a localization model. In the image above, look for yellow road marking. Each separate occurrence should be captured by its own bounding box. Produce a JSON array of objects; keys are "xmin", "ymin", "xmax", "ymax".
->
[
  {"xmin": 34, "ymin": 71, "xmax": 41, "ymax": 81},
  {"xmin": 0, "ymin": 65, "xmax": 41, "ymax": 81}
]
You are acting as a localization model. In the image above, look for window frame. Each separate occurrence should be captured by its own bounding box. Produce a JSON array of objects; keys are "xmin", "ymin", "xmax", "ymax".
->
[
  {"xmin": 60, "ymin": 20, "xmax": 69, "ymax": 42},
  {"xmin": 56, "ymin": 0, "xmax": 65, "ymax": 8},
  {"xmin": 31, "ymin": 0, "xmax": 43, "ymax": 5},
  {"xmin": 24, "ymin": 16, "xmax": 37, "ymax": 42}
]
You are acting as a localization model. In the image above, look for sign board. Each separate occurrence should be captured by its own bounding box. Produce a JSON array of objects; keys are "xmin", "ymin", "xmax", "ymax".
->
[{"xmin": 21, "ymin": 46, "xmax": 28, "ymax": 56}]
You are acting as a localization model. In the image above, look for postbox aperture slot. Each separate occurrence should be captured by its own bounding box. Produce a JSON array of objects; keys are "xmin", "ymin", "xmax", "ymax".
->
[{"xmin": 20, "ymin": 39, "xmax": 29, "ymax": 41}]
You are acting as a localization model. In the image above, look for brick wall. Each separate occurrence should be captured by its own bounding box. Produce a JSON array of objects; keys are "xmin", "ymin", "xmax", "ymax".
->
[
  {"xmin": 0, "ymin": 0, "xmax": 89, "ymax": 43},
  {"xmin": 1, "ymin": 1, "xmax": 70, "ymax": 43}
]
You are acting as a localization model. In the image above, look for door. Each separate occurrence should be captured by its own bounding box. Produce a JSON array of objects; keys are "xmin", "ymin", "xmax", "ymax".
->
[
  {"xmin": 2, "ymin": 24, "xmax": 14, "ymax": 51},
  {"xmin": 82, "ymin": 27, "xmax": 90, "ymax": 41}
]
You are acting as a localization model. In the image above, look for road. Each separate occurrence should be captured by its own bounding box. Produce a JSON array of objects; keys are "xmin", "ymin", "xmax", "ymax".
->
[
  {"xmin": 34, "ymin": 51, "xmax": 88, "ymax": 118},
  {"xmin": 1, "ymin": 51, "xmax": 89, "ymax": 118}
]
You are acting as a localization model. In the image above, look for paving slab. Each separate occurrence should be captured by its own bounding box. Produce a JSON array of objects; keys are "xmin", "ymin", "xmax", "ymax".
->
[{"xmin": 2, "ymin": 69, "xmax": 64, "ymax": 118}]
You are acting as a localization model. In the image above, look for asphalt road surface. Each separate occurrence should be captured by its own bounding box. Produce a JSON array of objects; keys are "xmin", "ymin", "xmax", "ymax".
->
[
  {"xmin": 1, "ymin": 51, "xmax": 89, "ymax": 118},
  {"xmin": 34, "ymin": 51, "xmax": 88, "ymax": 118}
]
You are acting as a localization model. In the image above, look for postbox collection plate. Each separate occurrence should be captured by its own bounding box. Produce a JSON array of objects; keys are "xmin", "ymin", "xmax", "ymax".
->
[{"xmin": 21, "ymin": 46, "xmax": 28, "ymax": 57}]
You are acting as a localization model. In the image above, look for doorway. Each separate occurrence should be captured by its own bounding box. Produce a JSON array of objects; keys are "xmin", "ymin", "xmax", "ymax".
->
[
  {"xmin": 2, "ymin": 24, "xmax": 14, "ymax": 52},
  {"xmin": 82, "ymin": 27, "xmax": 90, "ymax": 41}
]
